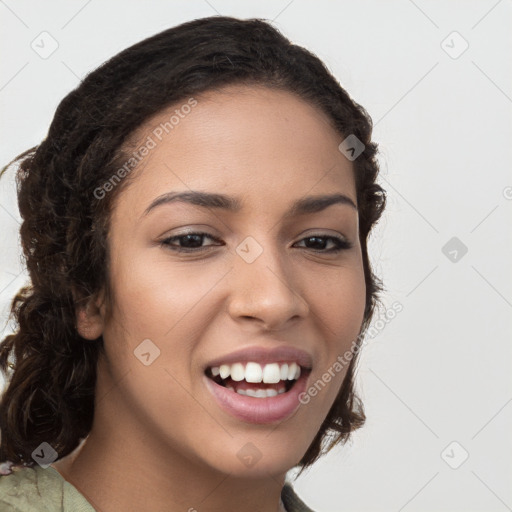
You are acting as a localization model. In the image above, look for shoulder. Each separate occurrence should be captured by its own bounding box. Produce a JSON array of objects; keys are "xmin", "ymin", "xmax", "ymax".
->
[
  {"xmin": 0, "ymin": 464, "xmax": 95, "ymax": 512},
  {"xmin": 281, "ymin": 481, "xmax": 316, "ymax": 512},
  {"xmin": 0, "ymin": 465, "xmax": 45, "ymax": 512}
]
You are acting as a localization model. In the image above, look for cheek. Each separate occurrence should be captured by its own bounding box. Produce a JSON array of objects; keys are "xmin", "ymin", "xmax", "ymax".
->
[
  {"xmin": 308, "ymin": 263, "xmax": 366, "ymax": 339},
  {"xmin": 108, "ymin": 248, "xmax": 225, "ymax": 339},
  {"xmin": 303, "ymin": 262, "xmax": 366, "ymax": 407}
]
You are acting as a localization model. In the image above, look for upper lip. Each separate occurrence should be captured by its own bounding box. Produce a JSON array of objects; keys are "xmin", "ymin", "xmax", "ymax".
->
[{"xmin": 204, "ymin": 345, "xmax": 313, "ymax": 370}]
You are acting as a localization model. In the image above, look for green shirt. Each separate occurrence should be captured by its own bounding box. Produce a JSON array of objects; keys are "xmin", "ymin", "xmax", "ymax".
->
[{"xmin": 0, "ymin": 465, "xmax": 315, "ymax": 511}]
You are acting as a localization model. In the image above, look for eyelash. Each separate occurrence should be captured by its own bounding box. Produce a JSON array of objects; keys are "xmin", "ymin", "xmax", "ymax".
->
[{"xmin": 159, "ymin": 231, "xmax": 353, "ymax": 254}]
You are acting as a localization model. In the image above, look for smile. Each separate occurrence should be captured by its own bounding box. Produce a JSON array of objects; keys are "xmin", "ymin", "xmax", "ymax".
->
[
  {"xmin": 206, "ymin": 361, "xmax": 305, "ymax": 396},
  {"xmin": 204, "ymin": 362, "xmax": 312, "ymax": 423}
]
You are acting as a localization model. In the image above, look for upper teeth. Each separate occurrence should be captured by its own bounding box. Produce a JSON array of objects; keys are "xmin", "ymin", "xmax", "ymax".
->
[{"xmin": 211, "ymin": 362, "xmax": 301, "ymax": 383}]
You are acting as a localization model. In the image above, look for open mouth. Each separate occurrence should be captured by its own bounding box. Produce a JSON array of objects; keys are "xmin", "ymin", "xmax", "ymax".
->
[
  {"xmin": 203, "ymin": 359, "xmax": 313, "ymax": 423},
  {"xmin": 205, "ymin": 363, "xmax": 311, "ymax": 398}
]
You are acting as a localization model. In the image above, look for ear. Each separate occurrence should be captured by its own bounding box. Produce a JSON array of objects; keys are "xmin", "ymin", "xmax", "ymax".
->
[{"xmin": 75, "ymin": 289, "xmax": 106, "ymax": 340}]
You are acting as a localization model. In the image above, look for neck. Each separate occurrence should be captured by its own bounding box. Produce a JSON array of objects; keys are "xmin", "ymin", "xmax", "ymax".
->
[{"xmin": 52, "ymin": 367, "xmax": 288, "ymax": 512}]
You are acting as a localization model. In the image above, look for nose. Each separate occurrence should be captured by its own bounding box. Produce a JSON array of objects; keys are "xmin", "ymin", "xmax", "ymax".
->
[{"xmin": 226, "ymin": 238, "xmax": 309, "ymax": 331}]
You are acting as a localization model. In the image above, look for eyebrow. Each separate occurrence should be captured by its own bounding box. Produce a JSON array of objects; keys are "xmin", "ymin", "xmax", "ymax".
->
[{"xmin": 141, "ymin": 190, "xmax": 357, "ymax": 219}]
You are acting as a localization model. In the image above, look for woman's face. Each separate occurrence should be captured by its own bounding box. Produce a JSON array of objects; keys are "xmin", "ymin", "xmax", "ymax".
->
[{"xmin": 95, "ymin": 84, "xmax": 366, "ymax": 477}]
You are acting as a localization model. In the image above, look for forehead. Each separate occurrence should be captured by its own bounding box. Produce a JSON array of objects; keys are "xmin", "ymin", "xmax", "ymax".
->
[{"xmin": 114, "ymin": 84, "xmax": 355, "ymax": 215}]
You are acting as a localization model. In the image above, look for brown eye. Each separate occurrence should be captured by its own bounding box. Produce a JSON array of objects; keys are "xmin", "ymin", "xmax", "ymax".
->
[
  {"xmin": 294, "ymin": 235, "xmax": 352, "ymax": 253},
  {"xmin": 160, "ymin": 232, "xmax": 223, "ymax": 252}
]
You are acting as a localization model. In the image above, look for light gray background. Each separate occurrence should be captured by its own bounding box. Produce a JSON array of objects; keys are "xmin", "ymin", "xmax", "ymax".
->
[{"xmin": 1, "ymin": 1, "xmax": 511, "ymax": 511}]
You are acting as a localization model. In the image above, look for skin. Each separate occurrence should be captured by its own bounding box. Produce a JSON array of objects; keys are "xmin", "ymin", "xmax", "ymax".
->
[{"xmin": 51, "ymin": 84, "xmax": 366, "ymax": 512}]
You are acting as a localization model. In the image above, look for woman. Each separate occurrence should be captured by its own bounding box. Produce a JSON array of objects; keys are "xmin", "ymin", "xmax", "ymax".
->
[{"xmin": 0, "ymin": 15, "xmax": 385, "ymax": 512}]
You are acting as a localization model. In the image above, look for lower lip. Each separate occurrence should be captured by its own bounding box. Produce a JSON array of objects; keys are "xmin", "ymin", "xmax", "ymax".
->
[{"xmin": 203, "ymin": 369, "xmax": 310, "ymax": 424}]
